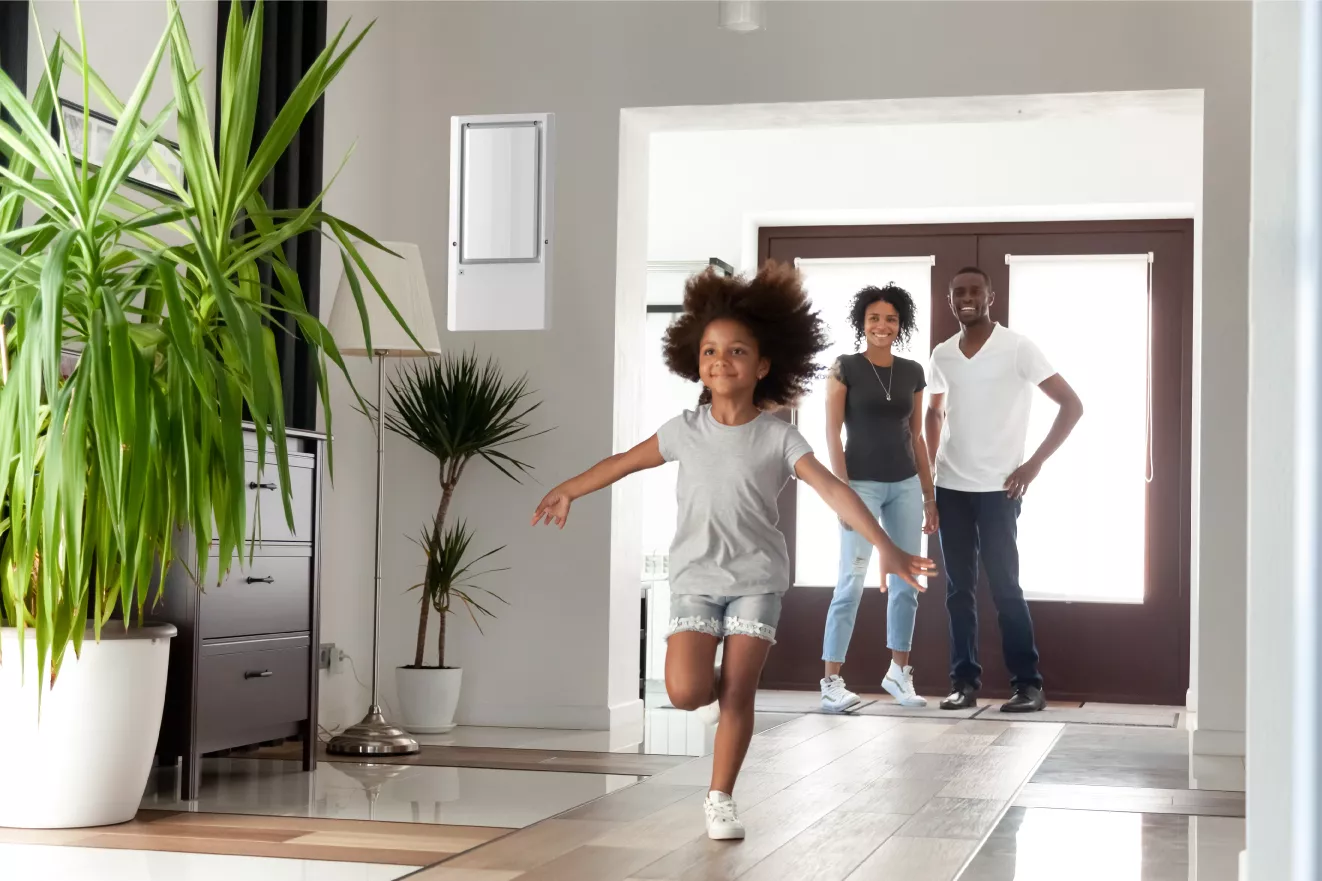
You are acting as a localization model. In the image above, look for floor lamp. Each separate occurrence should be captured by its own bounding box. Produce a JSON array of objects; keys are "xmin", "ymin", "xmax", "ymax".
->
[{"xmin": 325, "ymin": 242, "xmax": 441, "ymax": 756}]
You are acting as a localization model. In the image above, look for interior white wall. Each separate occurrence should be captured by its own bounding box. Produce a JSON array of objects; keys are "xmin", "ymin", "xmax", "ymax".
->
[
  {"xmin": 317, "ymin": 1, "xmax": 408, "ymax": 730},
  {"xmin": 645, "ymin": 108, "xmax": 1203, "ymax": 270},
  {"xmin": 1245, "ymin": 3, "xmax": 1301, "ymax": 876},
  {"xmin": 313, "ymin": 1, "xmax": 1250, "ymax": 739},
  {"xmin": 27, "ymin": 0, "xmax": 216, "ymax": 141}
]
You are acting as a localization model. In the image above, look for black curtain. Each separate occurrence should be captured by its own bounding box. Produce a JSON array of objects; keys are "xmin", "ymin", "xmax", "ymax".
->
[
  {"xmin": 217, "ymin": 1, "xmax": 327, "ymax": 430},
  {"xmin": 0, "ymin": 0, "xmax": 28, "ymax": 180}
]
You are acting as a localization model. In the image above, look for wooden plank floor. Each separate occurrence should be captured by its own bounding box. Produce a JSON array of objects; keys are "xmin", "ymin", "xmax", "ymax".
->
[
  {"xmin": 0, "ymin": 811, "xmax": 512, "ymax": 866},
  {"xmin": 250, "ymin": 742, "xmax": 690, "ymax": 778},
  {"xmin": 412, "ymin": 714, "xmax": 1063, "ymax": 881}
]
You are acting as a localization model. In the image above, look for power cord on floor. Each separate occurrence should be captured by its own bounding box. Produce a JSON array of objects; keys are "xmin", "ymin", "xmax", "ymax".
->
[
  {"xmin": 343, "ymin": 651, "xmax": 372, "ymax": 695},
  {"xmin": 318, "ymin": 649, "xmax": 399, "ymax": 738}
]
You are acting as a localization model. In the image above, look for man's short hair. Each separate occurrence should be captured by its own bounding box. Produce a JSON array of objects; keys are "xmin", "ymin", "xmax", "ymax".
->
[{"xmin": 950, "ymin": 266, "xmax": 991, "ymax": 290}]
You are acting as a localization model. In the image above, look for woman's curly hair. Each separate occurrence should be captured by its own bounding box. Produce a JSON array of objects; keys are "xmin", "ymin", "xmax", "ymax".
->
[
  {"xmin": 662, "ymin": 262, "xmax": 829, "ymax": 409},
  {"xmin": 849, "ymin": 283, "xmax": 917, "ymax": 350}
]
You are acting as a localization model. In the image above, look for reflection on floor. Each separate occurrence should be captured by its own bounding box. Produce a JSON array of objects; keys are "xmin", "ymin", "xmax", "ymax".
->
[
  {"xmin": 143, "ymin": 757, "xmax": 639, "ymax": 828},
  {"xmin": 417, "ymin": 706, "xmax": 797, "ymax": 757},
  {"xmin": 253, "ymin": 740, "xmax": 691, "ymax": 777},
  {"xmin": 1, "ymin": 702, "xmax": 1250, "ymax": 881},
  {"xmin": 0, "ymin": 810, "xmax": 504, "ymax": 866},
  {"xmin": 1031, "ymin": 722, "xmax": 1245, "ymax": 792},
  {"xmin": 959, "ymin": 808, "xmax": 1244, "ymax": 881},
  {"xmin": 0, "ymin": 842, "xmax": 414, "ymax": 881},
  {"xmin": 414, "ymin": 713, "xmax": 1064, "ymax": 881},
  {"xmin": 1016, "ymin": 783, "xmax": 1244, "ymax": 817}
]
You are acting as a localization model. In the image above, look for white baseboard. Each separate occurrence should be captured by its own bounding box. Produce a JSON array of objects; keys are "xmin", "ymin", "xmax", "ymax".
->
[
  {"xmin": 1190, "ymin": 725, "xmax": 1247, "ymax": 757},
  {"xmin": 459, "ymin": 698, "xmax": 645, "ymax": 731},
  {"xmin": 608, "ymin": 697, "xmax": 646, "ymax": 729},
  {"xmin": 1190, "ymin": 753, "xmax": 1246, "ymax": 792},
  {"xmin": 1239, "ymin": 848, "xmax": 1248, "ymax": 881}
]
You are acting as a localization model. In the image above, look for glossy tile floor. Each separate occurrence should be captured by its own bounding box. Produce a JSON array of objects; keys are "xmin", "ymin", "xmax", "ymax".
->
[
  {"xmin": 143, "ymin": 757, "xmax": 640, "ymax": 828},
  {"xmin": 423, "ymin": 707, "xmax": 796, "ymax": 758},
  {"xmin": 413, "ymin": 713, "xmax": 1066, "ymax": 880},
  {"xmin": 7, "ymin": 706, "xmax": 1251, "ymax": 881},
  {"xmin": 958, "ymin": 808, "xmax": 1244, "ymax": 881},
  {"xmin": 0, "ymin": 842, "xmax": 415, "ymax": 881},
  {"xmin": 1030, "ymin": 723, "xmax": 1245, "ymax": 793}
]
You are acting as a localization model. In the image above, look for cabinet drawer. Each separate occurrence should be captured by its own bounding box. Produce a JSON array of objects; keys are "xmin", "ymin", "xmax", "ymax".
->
[
  {"xmin": 198, "ymin": 638, "xmax": 309, "ymax": 738},
  {"xmin": 200, "ymin": 547, "xmax": 312, "ymax": 640},
  {"xmin": 242, "ymin": 457, "xmax": 314, "ymax": 544}
]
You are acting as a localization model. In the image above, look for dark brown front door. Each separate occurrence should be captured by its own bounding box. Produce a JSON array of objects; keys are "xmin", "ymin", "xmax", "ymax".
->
[{"xmin": 759, "ymin": 220, "xmax": 1193, "ymax": 705}]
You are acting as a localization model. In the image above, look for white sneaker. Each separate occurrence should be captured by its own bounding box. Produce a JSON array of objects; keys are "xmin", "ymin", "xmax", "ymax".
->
[
  {"xmin": 820, "ymin": 675, "xmax": 862, "ymax": 713},
  {"xmin": 882, "ymin": 662, "xmax": 928, "ymax": 708},
  {"xmin": 695, "ymin": 665, "xmax": 721, "ymax": 726},
  {"xmin": 704, "ymin": 791, "xmax": 745, "ymax": 840}
]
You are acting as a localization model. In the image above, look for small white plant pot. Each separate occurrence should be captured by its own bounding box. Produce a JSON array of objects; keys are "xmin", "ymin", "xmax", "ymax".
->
[{"xmin": 395, "ymin": 666, "xmax": 463, "ymax": 734}]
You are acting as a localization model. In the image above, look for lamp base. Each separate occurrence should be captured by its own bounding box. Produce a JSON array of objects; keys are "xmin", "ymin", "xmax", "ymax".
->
[{"xmin": 326, "ymin": 706, "xmax": 420, "ymax": 756}]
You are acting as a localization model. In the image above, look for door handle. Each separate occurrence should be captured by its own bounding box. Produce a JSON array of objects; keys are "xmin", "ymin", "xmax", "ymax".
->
[
  {"xmin": 245, "ymin": 576, "xmax": 275, "ymax": 584},
  {"xmin": 248, "ymin": 481, "xmax": 277, "ymax": 491},
  {"xmin": 244, "ymin": 670, "xmax": 273, "ymax": 679}
]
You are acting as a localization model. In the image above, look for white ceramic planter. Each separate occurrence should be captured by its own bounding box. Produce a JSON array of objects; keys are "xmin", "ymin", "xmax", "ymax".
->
[
  {"xmin": 0, "ymin": 624, "xmax": 175, "ymax": 828},
  {"xmin": 396, "ymin": 666, "xmax": 462, "ymax": 734}
]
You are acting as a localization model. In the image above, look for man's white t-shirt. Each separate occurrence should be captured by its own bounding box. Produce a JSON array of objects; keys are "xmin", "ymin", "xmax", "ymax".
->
[{"xmin": 928, "ymin": 324, "xmax": 1056, "ymax": 493}]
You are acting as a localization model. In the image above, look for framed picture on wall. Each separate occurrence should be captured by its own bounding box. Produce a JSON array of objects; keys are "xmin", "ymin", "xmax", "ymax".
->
[{"xmin": 51, "ymin": 99, "xmax": 187, "ymax": 198}]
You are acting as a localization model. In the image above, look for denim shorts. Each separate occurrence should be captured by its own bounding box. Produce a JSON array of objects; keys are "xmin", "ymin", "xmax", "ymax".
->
[{"xmin": 667, "ymin": 593, "xmax": 783, "ymax": 644}]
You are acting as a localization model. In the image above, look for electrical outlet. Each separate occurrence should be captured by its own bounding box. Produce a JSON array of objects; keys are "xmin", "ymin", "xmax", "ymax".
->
[{"xmin": 317, "ymin": 643, "xmax": 335, "ymax": 671}]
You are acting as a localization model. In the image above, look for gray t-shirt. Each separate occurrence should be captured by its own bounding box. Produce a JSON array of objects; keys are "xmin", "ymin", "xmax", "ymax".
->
[
  {"xmin": 834, "ymin": 354, "xmax": 927, "ymax": 483},
  {"xmin": 657, "ymin": 406, "xmax": 813, "ymax": 596}
]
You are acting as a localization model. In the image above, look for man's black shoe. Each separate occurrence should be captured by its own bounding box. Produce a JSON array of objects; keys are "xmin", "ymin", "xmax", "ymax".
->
[
  {"xmin": 940, "ymin": 684, "xmax": 978, "ymax": 710},
  {"xmin": 1000, "ymin": 685, "xmax": 1046, "ymax": 713}
]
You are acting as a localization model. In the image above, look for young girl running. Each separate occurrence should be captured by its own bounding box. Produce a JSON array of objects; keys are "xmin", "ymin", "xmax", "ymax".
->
[{"xmin": 532, "ymin": 263, "xmax": 936, "ymax": 842}]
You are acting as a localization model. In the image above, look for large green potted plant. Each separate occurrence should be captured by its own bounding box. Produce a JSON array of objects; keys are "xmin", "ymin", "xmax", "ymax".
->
[
  {"xmin": 0, "ymin": 0, "xmax": 411, "ymax": 828},
  {"xmin": 386, "ymin": 350, "xmax": 544, "ymax": 733}
]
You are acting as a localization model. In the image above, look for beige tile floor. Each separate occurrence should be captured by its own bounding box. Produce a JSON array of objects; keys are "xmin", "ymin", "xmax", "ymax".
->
[
  {"xmin": 2, "ymin": 706, "xmax": 1250, "ymax": 881},
  {"xmin": 414, "ymin": 713, "xmax": 1065, "ymax": 881}
]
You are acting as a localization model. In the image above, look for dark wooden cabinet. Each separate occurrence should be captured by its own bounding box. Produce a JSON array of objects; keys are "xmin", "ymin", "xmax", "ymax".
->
[{"xmin": 155, "ymin": 426, "xmax": 324, "ymax": 799}]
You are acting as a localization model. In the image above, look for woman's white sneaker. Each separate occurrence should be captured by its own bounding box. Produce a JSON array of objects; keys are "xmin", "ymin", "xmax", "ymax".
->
[
  {"xmin": 882, "ymin": 662, "xmax": 928, "ymax": 708},
  {"xmin": 704, "ymin": 791, "xmax": 745, "ymax": 840},
  {"xmin": 820, "ymin": 675, "xmax": 862, "ymax": 713}
]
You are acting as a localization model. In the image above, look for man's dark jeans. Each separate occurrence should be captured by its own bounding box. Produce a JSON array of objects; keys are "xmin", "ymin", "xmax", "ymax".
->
[{"xmin": 936, "ymin": 487, "xmax": 1043, "ymax": 690}]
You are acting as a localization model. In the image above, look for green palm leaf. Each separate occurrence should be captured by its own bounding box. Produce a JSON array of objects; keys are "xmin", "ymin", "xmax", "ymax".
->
[
  {"xmin": 0, "ymin": 0, "xmax": 412, "ymax": 695},
  {"xmin": 386, "ymin": 349, "xmax": 549, "ymax": 668}
]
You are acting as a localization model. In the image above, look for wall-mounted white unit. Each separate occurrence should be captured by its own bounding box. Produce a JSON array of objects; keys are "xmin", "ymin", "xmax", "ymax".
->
[{"xmin": 447, "ymin": 113, "xmax": 554, "ymax": 331}]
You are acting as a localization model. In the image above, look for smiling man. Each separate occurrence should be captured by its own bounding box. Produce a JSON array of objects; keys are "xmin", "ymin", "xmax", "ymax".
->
[{"xmin": 924, "ymin": 267, "xmax": 1084, "ymax": 713}]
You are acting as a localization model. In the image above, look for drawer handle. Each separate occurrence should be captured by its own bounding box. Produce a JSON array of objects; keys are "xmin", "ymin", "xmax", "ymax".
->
[
  {"xmin": 249, "ymin": 481, "xmax": 277, "ymax": 491},
  {"xmin": 244, "ymin": 670, "xmax": 274, "ymax": 680},
  {"xmin": 245, "ymin": 576, "xmax": 275, "ymax": 584}
]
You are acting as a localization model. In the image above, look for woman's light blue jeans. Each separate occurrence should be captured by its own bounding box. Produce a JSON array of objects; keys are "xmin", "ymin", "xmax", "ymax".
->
[{"xmin": 822, "ymin": 476, "xmax": 924, "ymax": 662}]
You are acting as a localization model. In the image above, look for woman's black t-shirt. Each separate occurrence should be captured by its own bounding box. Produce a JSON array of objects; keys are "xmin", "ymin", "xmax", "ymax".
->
[{"xmin": 832, "ymin": 353, "xmax": 927, "ymax": 483}]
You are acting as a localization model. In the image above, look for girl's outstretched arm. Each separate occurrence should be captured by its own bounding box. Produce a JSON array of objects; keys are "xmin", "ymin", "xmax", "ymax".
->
[
  {"xmin": 794, "ymin": 453, "xmax": 938, "ymax": 590},
  {"xmin": 532, "ymin": 434, "xmax": 666, "ymax": 529}
]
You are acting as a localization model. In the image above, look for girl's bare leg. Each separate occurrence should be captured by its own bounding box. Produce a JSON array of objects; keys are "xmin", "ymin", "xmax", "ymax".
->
[
  {"xmin": 710, "ymin": 634, "xmax": 773, "ymax": 794},
  {"xmin": 664, "ymin": 631, "xmax": 720, "ymax": 710}
]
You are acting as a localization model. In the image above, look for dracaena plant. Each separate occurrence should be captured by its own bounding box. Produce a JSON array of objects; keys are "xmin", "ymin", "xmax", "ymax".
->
[
  {"xmin": 409, "ymin": 517, "xmax": 508, "ymax": 671},
  {"xmin": 386, "ymin": 350, "xmax": 547, "ymax": 669},
  {"xmin": 0, "ymin": 0, "xmax": 416, "ymax": 693}
]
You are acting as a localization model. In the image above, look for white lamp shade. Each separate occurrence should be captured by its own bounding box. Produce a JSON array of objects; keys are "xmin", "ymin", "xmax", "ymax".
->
[{"xmin": 327, "ymin": 241, "xmax": 442, "ymax": 357}]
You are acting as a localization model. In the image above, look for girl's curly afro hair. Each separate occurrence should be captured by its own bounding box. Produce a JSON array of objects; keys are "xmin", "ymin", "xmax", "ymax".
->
[
  {"xmin": 662, "ymin": 261, "xmax": 829, "ymax": 409},
  {"xmin": 849, "ymin": 283, "xmax": 917, "ymax": 350}
]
